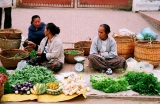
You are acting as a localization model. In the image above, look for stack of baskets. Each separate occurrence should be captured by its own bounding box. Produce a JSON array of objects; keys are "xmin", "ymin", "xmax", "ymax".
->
[
  {"xmin": 0, "ymin": 29, "xmax": 22, "ymax": 49},
  {"xmin": 134, "ymin": 41, "xmax": 160, "ymax": 67},
  {"xmin": 113, "ymin": 35, "xmax": 135, "ymax": 59}
]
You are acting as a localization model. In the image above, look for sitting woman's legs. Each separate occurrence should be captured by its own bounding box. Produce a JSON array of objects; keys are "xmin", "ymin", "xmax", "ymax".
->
[{"xmin": 88, "ymin": 54, "xmax": 127, "ymax": 72}]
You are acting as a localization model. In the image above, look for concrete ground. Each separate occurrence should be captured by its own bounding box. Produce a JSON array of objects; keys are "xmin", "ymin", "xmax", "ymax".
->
[{"xmin": 0, "ymin": 8, "xmax": 160, "ymax": 103}]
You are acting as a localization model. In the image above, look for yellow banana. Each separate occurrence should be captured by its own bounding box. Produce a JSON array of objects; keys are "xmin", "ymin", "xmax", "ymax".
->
[{"xmin": 30, "ymin": 88, "xmax": 37, "ymax": 95}]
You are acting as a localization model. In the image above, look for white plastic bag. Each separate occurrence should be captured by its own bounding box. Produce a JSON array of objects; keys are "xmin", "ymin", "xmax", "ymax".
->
[
  {"xmin": 16, "ymin": 60, "xmax": 28, "ymax": 70},
  {"xmin": 126, "ymin": 58, "xmax": 153, "ymax": 73}
]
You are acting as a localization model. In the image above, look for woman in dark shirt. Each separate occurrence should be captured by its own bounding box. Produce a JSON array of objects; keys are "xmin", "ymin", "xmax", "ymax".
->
[{"xmin": 28, "ymin": 15, "xmax": 46, "ymax": 45}]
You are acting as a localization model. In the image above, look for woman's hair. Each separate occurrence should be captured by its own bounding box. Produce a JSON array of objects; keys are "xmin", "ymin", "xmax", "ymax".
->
[
  {"xmin": 46, "ymin": 23, "xmax": 60, "ymax": 35},
  {"xmin": 31, "ymin": 15, "xmax": 40, "ymax": 24},
  {"xmin": 100, "ymin": 24, "xmax": 111, "ymax": 34}
]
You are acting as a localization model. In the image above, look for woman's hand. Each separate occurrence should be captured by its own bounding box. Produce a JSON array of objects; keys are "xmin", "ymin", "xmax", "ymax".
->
[
  {"xmin": 37, "ymin": 52, "xmax": 42, "ymax": 56},
  {"xmin": 27, "ymin": 41, "xmax": 36, "ymax": 48},
  {"xmin": 98, "ymin": 51, "xmax": 101, "ymax": 56}
]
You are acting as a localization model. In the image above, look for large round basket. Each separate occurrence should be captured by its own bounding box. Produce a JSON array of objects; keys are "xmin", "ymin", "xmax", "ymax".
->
[
  {"xmin": 0, "ymin": 84, "xmax": 4, "ymax": 99},
  {"xmin": 0, "ymin": 38, "xmax": 21, "ymax": 49},
  {"xmin": 0, "ymin": 49, "xmax": 29, "ymax": 69},
  {"xmin": 0, "ymin": 29, "xmax": 22, "ymax": 39},
  {"xmin": 113, "ymin": 35, "xmax": 135, "ymax": 59},
  {"xmin": 74, "ymin": 41, "xmax": 92, "ymax": 56},
  {"xmin": 64, "ymin": 48, "xmax": 84, "ymax": 64},
  {"xmin": 134, "ymin": 41, "xmax": 160, "ymax": 67}
]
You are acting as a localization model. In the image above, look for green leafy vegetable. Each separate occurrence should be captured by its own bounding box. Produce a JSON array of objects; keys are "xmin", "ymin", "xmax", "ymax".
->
[
  {"xmin": 124, "ymin": 71, "xmax": 160, "ymax": 95},
  {"xmin": 64, "ymin": 50, "xmax": 81, "ymax": 54},
  {"xmin": 90, "ymin": 74, "xmax": 129, "ymax": 93},
  {"xmin": 8, "ymin": 65, "xmax": 57, "ymax": 86},
  {"xmin": 29, "ymin": 50, "xmax": 37, "ymax": 59}
]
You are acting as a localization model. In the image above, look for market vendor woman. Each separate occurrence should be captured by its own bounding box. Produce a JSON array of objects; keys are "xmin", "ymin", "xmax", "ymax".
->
[
  {"xmin": 27, "ymin": 22, "xmax": 64, "ymax": 72},
  {"xmin": 88, "ymin": 24, "xmax": 127, "ymax": 74}
]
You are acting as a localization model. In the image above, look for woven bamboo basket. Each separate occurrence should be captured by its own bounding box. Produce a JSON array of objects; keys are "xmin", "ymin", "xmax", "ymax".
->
[
  {"xmin": 0, "ymin": 29, "xmax": 22, "ymax": 39},
  {"xmin": 113, "ymin": 35, "xmax": 135, "ymax": 59},
  {"xmin": 0, "ymin": 49, "xmax": 29, "ymax": 69},
  {"xmin": 74, "ymin": 41, "xmax": 92, "ymax": 56},
  {"xmin": 0, "ymin": 84, "xmax": 4, "ymax": 99},
  {"xmin": 64, "ymin": 48, "xmax": 84, "ymax": 64},
  {"xmin": 134, "ymin": 41, "xmax": 160, "ymax": 67},
  {"xmin": 24, "ymin": 46, "xmax": 34, "ymax": 52},
  {"xmin": 0, "ymin": 38, "xmax": 21, "ymax": 49}
]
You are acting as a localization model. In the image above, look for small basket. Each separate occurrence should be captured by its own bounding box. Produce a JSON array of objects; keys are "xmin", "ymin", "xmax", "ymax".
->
[
  {"xmin": 74, "ymin": 41, "xmax": 92, "ymax": 56},
  {"xmin": 0, "ymin": 38, "xmax": 21, "ymax": 49},
  {"xmin": 134, "ymin": 41, "xmax": 160, "ymax": 67},
  {"xmin": 0, "ymin": 84, "xmax": 4, "ymax": 99},
  {"xmin": 0, "ymin": 29, "xmax": 22, "ymax": 39},
  {"xmin": 24, "ymin": 46, "xmax": 34, "ymax": 52},
  {"xmin": 64, "ymin": 48, "xmax": 84, "ymax": 64},
  {"xmin": 0, "ymin": 49, "xmax": 29, "ymax": 69},
  {"xmin": 113, "ymin": 35, "xmax": 135, "ymax": 59}
]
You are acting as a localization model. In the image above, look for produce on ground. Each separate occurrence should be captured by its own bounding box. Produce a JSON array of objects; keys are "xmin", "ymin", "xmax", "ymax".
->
[
  {"xmin": 11, "ymin": 80, "xmax": 33, "ymax": 95},
  {"xmin": 61, "ymin": 74, "xmax": 90, "ymax": 96},
  {"xmin": 90, "ymin": 74, "xmax": 129, "ymax": 93},
  {"xmin": 8, "ymin": 65, "xmax": 57, "ymax": 86},
  {"xmin": 123, "ymin": 71, "xmax": 160, "ymax": 95},
  {"xmin": 30, "ymin": 83, "xmax": 47, "ymax": 95}
]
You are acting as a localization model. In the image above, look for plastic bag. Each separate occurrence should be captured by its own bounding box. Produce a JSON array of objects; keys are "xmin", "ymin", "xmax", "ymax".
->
[
  {"xmin": 140, "ymin": 27, "xmax": 158, "ymax": 40},
  {"xmin": 136, "ymin": 33, "xmax": 144, "ymax": 40},
  {"xmin": 16, "ymin": 60, "xmax": 28, "ymax": 70},
  {"xmin": 126, "ymin": 58, "xmax": 153, "ymax": 73}
]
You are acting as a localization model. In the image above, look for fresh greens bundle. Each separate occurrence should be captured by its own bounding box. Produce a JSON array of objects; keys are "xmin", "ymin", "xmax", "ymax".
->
[
  {"xmin": 8, "ymin": 65, "xmax": 57, "ymax": 86},
  {"xmin": 90, "ymin": 74, "xmax": 129, "ymax": 93},
  {"xmin": 123, "ymin": 71, "xmax": 160, "ymax": 95}
]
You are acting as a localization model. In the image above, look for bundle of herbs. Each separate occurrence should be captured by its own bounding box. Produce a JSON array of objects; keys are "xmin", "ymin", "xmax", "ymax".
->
[
  {"xmin": 90, "ymin": 74, "xmax": 129, "ymax": 93},
  {"xmin": 123, "ymin": 71, "xmax": 160, "ymax": 95}
]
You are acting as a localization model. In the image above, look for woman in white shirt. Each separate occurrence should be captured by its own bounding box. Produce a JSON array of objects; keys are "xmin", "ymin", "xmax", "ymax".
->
[
  {"xmin": 88, "ymin": 24, "xmax": 127, "ymax": 74},
  {"xmin": 27, "ymin": 23, "xmax": 64, "ymax": 73}
]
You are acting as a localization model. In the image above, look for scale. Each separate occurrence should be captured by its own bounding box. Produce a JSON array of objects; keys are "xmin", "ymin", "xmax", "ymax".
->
[{"xmin": 74, "ymin": 56, "xmax": 86, "ymax": 72}]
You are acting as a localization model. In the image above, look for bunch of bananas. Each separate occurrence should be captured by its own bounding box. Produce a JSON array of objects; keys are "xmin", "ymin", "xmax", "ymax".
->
[
  {"xmin": 30, "ymin": 83, "xmax": 47, "ymax": 95},
  {"xmin": 46, "ymin": 81, "xmax": 59, "ymax": 90}
]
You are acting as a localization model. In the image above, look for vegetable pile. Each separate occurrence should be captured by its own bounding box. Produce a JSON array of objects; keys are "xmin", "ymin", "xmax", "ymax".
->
[
  {"xmin": 8, "ymin": 65, "xmax": 57, "ymax": 86},
  {"xmin": 124, "ymin": 71, "xmax": 160, "ymax": 95},
  {"xmin": 90, "ymin": 71, "xmax": 160, "ymax": 95},
  {"xmin": 90, "ymin": 74, "xmax": 129, "ymax": 93},
  {"xmin": 11, "ymin": 80, "xmax": 33, "ymax": 95}
]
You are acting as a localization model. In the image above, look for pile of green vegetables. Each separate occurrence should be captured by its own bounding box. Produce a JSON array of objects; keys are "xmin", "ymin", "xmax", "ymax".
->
[
  {"xmin": 64, "ymin": 50, "xmax": 82, "ymax": 54},
  {"xmin": 8, "ymin": 65, "xmax": 57, "ymax": 86},
  {"xmin": 124, "ymin": 71, "xmax": 160, "ymax": 95},
  {"xmin": 90, "ymin": 74, "xmax": 129, "ymax": 93},
  {"xmin": 90, "ymin": 71, "xmax": 160, "ymax": 95}
]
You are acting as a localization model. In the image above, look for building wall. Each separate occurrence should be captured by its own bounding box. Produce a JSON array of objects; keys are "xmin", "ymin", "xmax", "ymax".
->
[{"xmin": 132, "ymin": 0, "xmax": 160, "ymax": 12}]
